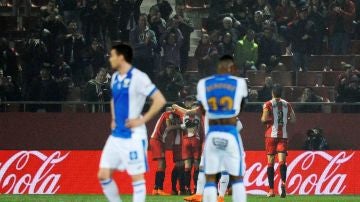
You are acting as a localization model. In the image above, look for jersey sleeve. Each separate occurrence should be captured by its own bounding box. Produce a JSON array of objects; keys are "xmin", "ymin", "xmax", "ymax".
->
[
  {"xmin": 239, "ymin": 78, "xmax": 248, "ymax": 98},
  {"xmin": 263, "ymin": 101, "xmax": 272, "ymax": 111},
  {"xmin": 287, "ymin": 102, "xmax": 294, "ymax": 116},
  {"xmin": 137, "ymin": 72, "xmax": 158, "ymax": 97},
  {"xmin": 196, "ymin": 79, "xmax": 206, "ymax": 105}
]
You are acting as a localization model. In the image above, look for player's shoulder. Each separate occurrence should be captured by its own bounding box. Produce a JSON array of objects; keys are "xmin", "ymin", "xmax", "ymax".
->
[{"xmin": 130, "ymin": 68, "xmax": 148, "ymax": 78}]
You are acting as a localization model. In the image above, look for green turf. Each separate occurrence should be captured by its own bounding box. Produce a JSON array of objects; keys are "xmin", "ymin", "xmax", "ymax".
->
[{"xmin": 0, "ymin": 195, "xmax": 359, "ymax": 202}]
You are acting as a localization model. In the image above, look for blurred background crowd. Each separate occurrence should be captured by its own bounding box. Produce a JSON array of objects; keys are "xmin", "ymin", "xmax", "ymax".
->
[{"xmin": 0, "ymin": 0, "xmax": 359, "ymax": 112}]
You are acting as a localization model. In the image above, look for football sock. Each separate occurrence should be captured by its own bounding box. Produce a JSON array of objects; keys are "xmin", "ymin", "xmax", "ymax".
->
[
  {"xmin": 100, "ymin": 179, "xmax": 122, "ymax": 202},
  {"xmin": 195, "ymin": 169, "xmax": 205, "ymax": 194},
  {"xmin": 280, "ymin": 163, "xmax": 287, "ymax": 183},
  {"xmin": 184, "ymin": 169, "xmax": 192, "ymax": 190},
  {"xmin": 179, "ymin": 166, "xmax": 186, "ymax": 192},
  {"xmin": 193, "ymin": 168, "xmax": 199, "ymax": 192},
  {"xmin": 132, "ymin": 180, "xmax": 146, "ymax": 202},
  {"xmin": 203, "ymin": 182, "xmax": 217, "ymax": 202},
  {"xmin": 232, "ymin": 179, "xmax": 247, "ymax": 202},
  {"xmin": 171, "ymin": 167, "xmax": 178, "ymax": 191},
  {"xmin": 155, "ymin": 171, "xmax": 165, "ymax": 190},
  {"xmin": 267, "ymin": 166, "xmax": 275, "ymax": 189},
  {"xmin": 218, "ymin": 172, "xmax": 229, "ymax": 197}
]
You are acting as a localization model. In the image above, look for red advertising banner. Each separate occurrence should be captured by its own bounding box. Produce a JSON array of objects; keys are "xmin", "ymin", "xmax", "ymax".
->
[{"xmin": 0, "ymin": 150, "xmax": 359, "ymax": 195}]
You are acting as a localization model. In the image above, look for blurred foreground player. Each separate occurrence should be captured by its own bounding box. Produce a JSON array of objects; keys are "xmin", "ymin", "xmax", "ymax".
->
[
  {"xmin": 197, "ymin": 55, "xmax": 248, "ymax": 202},
  {"xmin": 150, "ymin": 107, "xmax": 175, "ymax": 195},
  {"xmin": 98, "ymin": 44, "xmax": 166, "ymax": 202},
  {"xmin": 261, "ymin": 84, "xmax": 296, "ymax": 198}
]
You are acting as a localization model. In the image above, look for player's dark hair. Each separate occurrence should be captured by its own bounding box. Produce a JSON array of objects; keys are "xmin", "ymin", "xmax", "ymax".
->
[
  {"xmin": 111, "ymin": 44, "xmax": 133, "ymax": 63},
  {"xmin": 219, "ymin": 54, "xmax": 234, "ymax": 62},
  {"xmin": 272, "ymin": 84, "xmax": 283, "ymax": 98}
]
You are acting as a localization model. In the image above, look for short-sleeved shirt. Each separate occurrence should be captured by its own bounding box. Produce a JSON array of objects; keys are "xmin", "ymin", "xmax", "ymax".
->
[
  {"xmin": 263, "ymin": 98, "xmax": 293, "ymax": 138},
  {"xmin": 111, "ymin": 67, "xmax": 157, "ymax": 139},
  {"xmin": 196, "ymin": 74, "xmax": 248, "ymax": 119}
]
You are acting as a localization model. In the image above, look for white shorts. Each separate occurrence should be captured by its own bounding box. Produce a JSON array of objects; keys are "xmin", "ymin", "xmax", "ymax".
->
[
  {"xmin": 100, "ymin": 135, "xmax": 148, "ymax": 176},
  {"xmin": 203, "ymin": 126, "xmax": 246, "ymax": 177}
]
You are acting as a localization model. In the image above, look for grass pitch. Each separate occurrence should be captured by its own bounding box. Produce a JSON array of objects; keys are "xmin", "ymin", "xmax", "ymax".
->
[{"xmin": 0, "ymin": 195, "xmax": 359, "ymax": 202}]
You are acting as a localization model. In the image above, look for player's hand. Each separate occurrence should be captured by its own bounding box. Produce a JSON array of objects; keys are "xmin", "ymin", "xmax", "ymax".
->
[
  {"xmin": 111, "ymin": 119, "xmax": 116, "ymax": 130},
  {"xmin": 125, "ymin": 118, "xmax": 145, "ymax": 128}
]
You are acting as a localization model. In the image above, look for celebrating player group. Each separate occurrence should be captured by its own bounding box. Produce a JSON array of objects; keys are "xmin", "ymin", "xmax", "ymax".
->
[{"xmin": 97, "ymin": 43, "xmax": 296, "ymax": 202}]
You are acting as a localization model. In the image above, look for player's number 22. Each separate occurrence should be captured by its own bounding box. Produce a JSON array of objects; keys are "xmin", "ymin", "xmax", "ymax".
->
[{"xmin": 207, "ymin": 96, "xmax": 233, "ymax": 110}]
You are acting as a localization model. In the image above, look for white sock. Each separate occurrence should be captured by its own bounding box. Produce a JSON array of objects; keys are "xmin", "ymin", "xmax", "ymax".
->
[
  {"xmin": 218, "ymin": 172, "xmax": 229, "ymax": 197},
  {"xmin": 232, "ymin": 179, "xmax": 247, "ymax": 202},
  {"xmin": 203, "ymin": 182, "xmax": 217, "ymax": 202},
  {"xmin": 195, "ymin": 170, "xmax": 205, "ymax": 195},
  {"xmin": 100, "ymin": 179, "xmax": 122, "ymax": 202},
  {"xmin": 132, "ymin": 180, "xmax": 146, "ymax": 202}
]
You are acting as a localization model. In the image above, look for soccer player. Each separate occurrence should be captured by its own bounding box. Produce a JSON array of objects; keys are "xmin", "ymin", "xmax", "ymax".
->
[
  {"xmin": 261, "ymin": 84, "xmax": 296, "ymax": 198},
  {"xmin": 184, "ymin": 118, "xmax": 243, "ymax": 202},
  {"xmin": 150, "ymin": 107, "xmax": 177, "ymax": 195},
  {"xmin": 98, "ymin": 44, "xmax": 166, "ymax": 202},
  {"xmin": 197, "ymin": 55, "xmax": 248, "ymax": 202},
  {"xmin": 173, "ymin": 97, "xmax": 204, "ymax": 195}
]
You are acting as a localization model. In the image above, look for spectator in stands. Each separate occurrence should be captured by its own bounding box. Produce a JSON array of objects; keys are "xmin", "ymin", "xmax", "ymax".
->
[
  {"xmin": 275, "ymin": 0, "xmax": 296, "ymax": 27},
  {"xmin": 83, "ymin": 68, "xmax": 111, "ymax": 112},
  {"xmin": 27, "ymin": 68, "xmax": 61, "ymax": 112},
  {"xmin": 297, "ymin": 87, "xmax": 325, "ymax": 112},
  {"xmin": 119, "ymin": 0, "xmax": 142, "ymax": 42},
  {"xmin": 217, "ymin": 32, "xmax": 235, "ymax": 56},
  {"xmin": 12, "ymin": 0, "xmax": 31, "ymax": 17},
  {"xmin": 250, "ymin": 10, "xmax": 265, "ymax": 33},
  {"xmin": 0, "ymin": 38, "xmax": 19, "ymax": 84},
  {"xmin": 81, "ymin": 0, "xmax": 103, "ymax": 44},
  {"xmin": 303, "ymin": 128, "xmax": 329, "ymax": 150},
  {"xmin": 336, "ymin": 64, "xmax": 360, "ymax": 103},
  {"xmin": 328, "ymin": 0, "xmax": 356, "ymax": 55},
  {"xmin": 257, "ymin": 26, "xmax": 281, "ymax": 72},
  {"xmin": 0, "ymin": 69, "xmax": 20, "ymax": 102},
  {"xmin": 63, "ymin": 21, "xmax": 86, "ymax": 86},
  {"xmin": 253, "ymin": 0, "xmax": 274, "ymax": 21},
  {"xmin": 234, "ymin": 29, "xmax": 258, "ymax": 75},
  {"xmin": 258, "ymin": 76, "xmax": 273, "ymax": 102},
  {"xmin": 82, "ymin": 38, "xmax": 106, "ymax": 79},
  {"xmin": 173, "ymin": 5, "xmax": 194, "ymax": 72},
  {"xmin": 51, "ymin": 53, "xmax": 73, "ymax": 100},
  {"xmin": 232, "ymin": 0, "xmax": 253, "ymax": 26},
  {"xmin": 157, "ymin": 63, "xmax": 184, "ymax": 101},
  {"xmin": 153, "ymin": 0, "xmax": 173, "ymax": 21},
  {"xmin": 288, "ymin": 2, "xmax": 315, "ymax": 72},
  {"xmin": 220, "ymin": 17, "xmax": 239, "ymax": 46},
  {"xmin": 148, "ymin": 5, "xmax": 166, "ymax": 69},
  {"xmin": 161, "ymin": 27, "xmax": 184, "ymax": 68},
  {"xmin": 130, "ymin": 14, "xmax": 157, "ymax": 80},
  {"xmin": 308, "ymin": 0, "xmax": 327, "ymax": 55},
  {"xmin": 194, "ymin": 32, "xmax": 219, "ymax": 78},
  {"xmin": 248, "ymin": 89, "xmax": 259, "ymax": 102}
]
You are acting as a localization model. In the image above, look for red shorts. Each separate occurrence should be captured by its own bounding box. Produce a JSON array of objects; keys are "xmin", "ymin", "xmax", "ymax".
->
[
  {"xmin": 150, "ymin": 138, "xmax": 165, "ymax": 160},
  {"xmin": 182, "ymin": 137, "xmax": 201, "ymax": 160},
  {"xmin": 265, "ymin": 137, "xmax": 288, "ymax": 155},
  {"xmin": 172, "ymin": 144, "xmax": 182, "ymax": 162}
]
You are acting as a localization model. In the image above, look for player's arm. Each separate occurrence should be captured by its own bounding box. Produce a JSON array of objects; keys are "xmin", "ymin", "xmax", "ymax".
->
[
  {"xmin": 261, "ymin": 103, "xmax": 272, "ymax": 124},
  {"xmin": 144, "ymin": 91, "xmax": 166, "ymax": 123},
  {"xmin": 288, "ymin": 104, "xmax": 296, "ymax": 123},
  {"xmin": 172, "ymin": 104, "xmax": 188, "ymax": 114},
  {"xmin": 110, "ymin": 98, "xmax": 116, "ymax": 129}
]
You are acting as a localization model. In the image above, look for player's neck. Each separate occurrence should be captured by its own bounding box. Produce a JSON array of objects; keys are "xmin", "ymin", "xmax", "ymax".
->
[{"xmin": 118, "ymin": 63, "xmax": 132, "ymax": 75}]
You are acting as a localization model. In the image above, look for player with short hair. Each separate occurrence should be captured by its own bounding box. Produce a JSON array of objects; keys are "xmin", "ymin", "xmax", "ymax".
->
[
  {"xmin": 261, "ymin": 84, "xmax": 296, "ymax": 198},
  {"xmin": 98, "ymin": 44, "xmax": 166, "ymax": 202},
  {"xmin": 197, "ymin": 55, "xmax": 248, "ymax": 202}
]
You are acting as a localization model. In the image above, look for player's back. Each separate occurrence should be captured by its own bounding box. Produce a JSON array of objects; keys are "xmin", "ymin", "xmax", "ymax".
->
[
  {"xmin": 263, "ymin": 98, "xmax": 293, "ymax": 138},
  {"xmin": 197, "ymin": 74, "xmax": 248, "ymax": 120}
]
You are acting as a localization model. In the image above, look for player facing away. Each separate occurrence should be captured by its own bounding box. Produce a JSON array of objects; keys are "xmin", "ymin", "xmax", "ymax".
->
[
  {"xmin": 150, "ymin": 107, "xmax": 182, "ymax": 195},
  {"xmin": 98, "ymin": 44, "xmax": 166, "ymax": 202},
  {"xmin": 261, "ymin": 84, "xmax": 296, "ymax": 198},
  {"xmin": 197, "ymin": 55, "xmax": 248, "ymax": 202}
]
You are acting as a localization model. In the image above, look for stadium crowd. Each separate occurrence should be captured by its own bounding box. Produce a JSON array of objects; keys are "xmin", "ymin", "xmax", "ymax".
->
[{"xmin": 0, "ymin": 0, "xmax": 359, "ymax": 112}]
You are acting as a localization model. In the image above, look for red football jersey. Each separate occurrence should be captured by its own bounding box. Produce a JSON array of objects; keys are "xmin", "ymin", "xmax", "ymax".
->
[
  {"xmin": 263, "ymin": 98, "xmax": 293, "ymax": 138},
  {"xmin": 151, "ymin": 111, "xmax": 171, "ymax": 141}
]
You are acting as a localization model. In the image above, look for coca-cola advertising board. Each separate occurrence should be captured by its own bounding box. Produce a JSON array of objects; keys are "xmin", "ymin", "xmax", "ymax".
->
[{"xmin": 0, "ymin": 150, "xmax": 359, "ymax": 195}]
